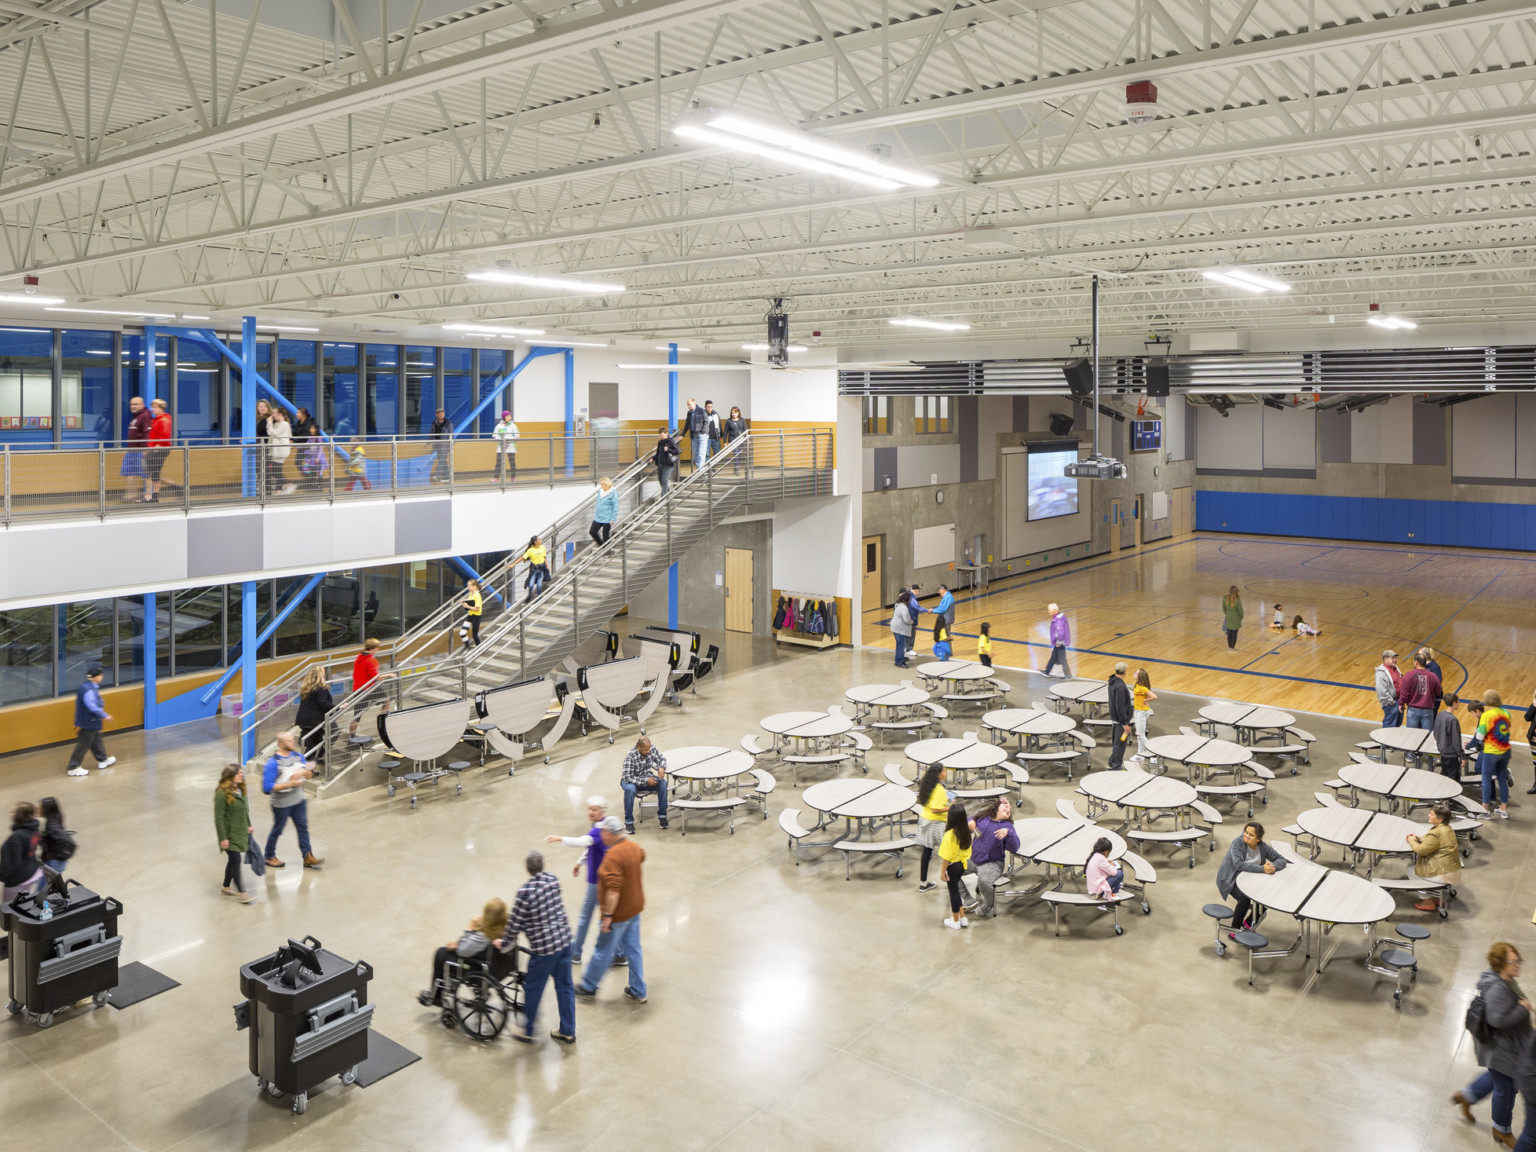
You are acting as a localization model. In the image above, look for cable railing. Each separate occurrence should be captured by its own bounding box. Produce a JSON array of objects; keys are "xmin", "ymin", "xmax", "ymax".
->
[
  {"xmin": 0, "ymin": 431, "xmax": 658, "ymax": 524},
  {"xmin": 261, "ymin": 429, "xmax": 832, "ymax": 779}
]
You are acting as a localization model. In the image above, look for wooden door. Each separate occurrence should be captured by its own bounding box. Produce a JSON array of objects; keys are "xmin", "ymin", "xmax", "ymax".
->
[
  {"xmin": 1108, "ymin": 499, "xmax": 1122, "ymax": 553},
  {"xmin": 1172, "ymin": 485, "xmax": 1192, "ymax": 537},
  {"xmin": 862, "ymin": 535, "xmax": 883, "ymax": 608},
  {"xmin": 724, "ymin": 547, "xmax": 754, "ymax": 632}
]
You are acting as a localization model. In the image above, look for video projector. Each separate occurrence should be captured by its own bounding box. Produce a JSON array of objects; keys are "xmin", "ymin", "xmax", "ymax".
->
[{"xmin": 1063, "ymin": 455, "xmax": 1127, "ymax": 480}]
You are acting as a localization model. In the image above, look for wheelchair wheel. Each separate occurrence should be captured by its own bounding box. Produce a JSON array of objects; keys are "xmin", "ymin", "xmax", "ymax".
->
[{"xmin": 453, "ymin": 975, "xmax": 511, "ymax": 1041}]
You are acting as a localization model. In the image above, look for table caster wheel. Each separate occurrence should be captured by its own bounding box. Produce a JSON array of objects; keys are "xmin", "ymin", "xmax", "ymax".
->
[
  {"xmin": 5, "ymin": 998, "xmax": 21, "ymax": 1015},
  {"xmin": 1260, "ymin": 795, "xmax": 1268, "ymax": 804},
  {"xmin": 268, "ymin": 1081, "xmax": 284, "ymax": 1097},
  {"xmin": 341, "ymin": 1066, "xmax": 359, "ymax": 1086},
  {"xmin": 387, "ymin": 785, "xmax": 395, "ymax": 797},
  {"xmin": 543, "ymin": 756, "xmax": 550, "ymax": 764},
  {"xmin": 1470, "ymin": 829, "xmax": 1481, "ymax": 840},
  {"xmin": 36, "ymin": 1012, "xmax": 54, "ymax": 1028},
  {"xmin": 1113, "ymin": 924, "xmax": 1124, "ymax": 936},
  {"xmin": 1461, "ymin": 846, "xmax": 1472, "ymax": 858},
  {"xmin": 292, "ymin": 1092, "xmax": 307, "ymax": 1115},
  {"xmin": 92, "ymin": 990, "xmax": 110, "ymax": 1008},
  {"xmin": 1188, "ymin": 857, "xmax": 1195, "ymax": 869},
  {"xmin": 640, "ymin": 728, "xmax": 646, "ymax": 736},
  {"xmin": 607, "ymin": 735, "xmax": 614, "ymax": 744},
  {"xmin": 410, "ymin": 797, "xmax": 418, "ymax": 809},
  {"xmin": 1439, "ymin": 907, "xmax": 1450, "ymax": 920},
  {"xmin": 456, "ymin": 785, "xmax": 462, "ymax": 795},
  {"xmin": 1215, "ymin": 942, "xmax": 1226, "ymax": 957},
  {"xmin": 1141, "ymin": 902, "xmax": 1150, "ymax": 915},
  {"xmin": 1393, "ymin": 990, "xmax": 1402, "ymax": 1006},
  {"xmin": 896, "ymin": 868, "xmax": 904, "ymax": 879}
]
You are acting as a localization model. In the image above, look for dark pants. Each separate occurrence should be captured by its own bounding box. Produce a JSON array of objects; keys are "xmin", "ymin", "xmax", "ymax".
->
[
  {"xmin": 1044, "ymin": 644, "xmax": 1071, "ymax": 677},
  {"xmin": 1103, "ymin": 867, "xmax": 1126, "ymax": 894},
  {"xmin": 942, "ymin": 859, "xmax": 969, "ymax": 915},
  {"xmin": 1107, "ymin": 723, "xmax": 1131, "ymax": 769},
  {"xmin": 589, "ymin": 520, "xmax": 611, "ymax": 547},
  {"xmin": 1440, "ymin": 754, "xmax": 1462, "ymax": 780},
  {"xmin": 223, "ymin": 849, "xmax": 244, "ymax": 892},
  {"xmin": 466, "ymin": 615, "xmax": 481, "ymax": 647},
  {"xmin": 1512, "ymin": 1076, "xmax": 1536, "ymax": 1150},
  {"xmin": 1225, "ymin": 628, "xmax": 1238, "ymax": 649},
  {"xmin": 656, "ymin": 463, "xmax": 673, "ymax": 495},
  {"xmin": 265, "ymin": 800, "xmax": 313, "ymax": 859},
  {"xmin": 980, "ymin": 654, "xmax": 992, "ymax": 668},
  {"xmin": 1230, "ymin": 891, "xmax": 1256, "ymax": 929},
  {"xmin": 523, "ymin": 944, "xmax": 576, "ymax": 1037},
  {"xmin": 894, "ymin": 633, "xmax": 910, "ymax": 665},
  {"xmin": 427, "ymin": 946, "xmax": 457, "ymax": 1005},
  {"xmin": 66, "ymin": 727, "xmax": 107, "ymax": 770}
]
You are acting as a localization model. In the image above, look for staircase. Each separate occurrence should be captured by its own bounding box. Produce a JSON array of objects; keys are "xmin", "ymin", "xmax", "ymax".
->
[{"xmin": 239, "ymin": 429, "xmax": 833, "ymax": 780}]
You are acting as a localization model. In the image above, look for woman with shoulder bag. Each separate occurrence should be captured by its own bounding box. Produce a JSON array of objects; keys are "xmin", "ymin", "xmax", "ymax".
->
[
  {"xmin": 295, "ymin": 666, "xmax": 335, "ymax": 764},
  {"xmin": 1454, "ymin": 941, "xmax": 1531, "ymax": 1147},
  {"xmin": 213, "ymin": 764, "xmax": 257, "ymax": 904}
]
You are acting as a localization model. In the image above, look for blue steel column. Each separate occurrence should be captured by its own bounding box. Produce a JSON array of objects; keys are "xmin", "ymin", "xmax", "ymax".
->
[
  {"xmin": 564, "ymin": 348, "xmax": 575, "ymax": 477},
  {"xmin": 144, "ymin": 327, "xmax": 158, "ymax": 400},
  {"xmin": 667, "ymin": 342, "xmax": 679, "ymax": 629},
  {"xmin": 240, "ymin": 317, "xmax": 258, "ymax": 759},
  {"xmin": 142, "ymin": 593, "xmax": 157, "ymax": 729}
]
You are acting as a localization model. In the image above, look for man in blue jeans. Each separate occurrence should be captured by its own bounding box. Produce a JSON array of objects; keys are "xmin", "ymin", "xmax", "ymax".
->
[
  {"xmin": 499, "ymin": 850, "xmax": 576, "ymax": 1045},
  {"xmin": 1374, "ymin": 651, "xmax": 1401, "ymax": 727},
  {"xmin": 262, "ymin": 732, "xmax": 324, "ymax": 870},
  {"xmin": 575, "ymin": 818, "xmax": 647, "ymax": 1004},
  {"xmin": 1397, "ymin": 651, "xmax": 1443, "ymax": 731},
  {"xmin": 618, "ymin": 736, "xmax": 668, "ymax": 834},
  {"xmin": 682, "ymin": 397, "xmax": 710, "ymax": 471},
  {"xmin": 543, "ymin": 795, "xmax": 624, "ymax": 967}
]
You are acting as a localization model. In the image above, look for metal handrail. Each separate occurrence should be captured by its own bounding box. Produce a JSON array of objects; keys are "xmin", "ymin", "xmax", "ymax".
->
[{"xmin": 237, "ymin": 447, "xmax": 657, "ymax": 750}]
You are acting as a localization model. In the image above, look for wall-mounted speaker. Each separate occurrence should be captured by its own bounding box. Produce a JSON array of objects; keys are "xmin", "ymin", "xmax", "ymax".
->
[
  {"xmin": 1048, "ymin": 412, "xmax": 1075, "ymax": 438},
  {"xmin": 1145, "ymin": 359, "xmax": 1170, "ymax": 398},
  {"xmin": 1062, "ymin": 358, "xmax": 1094, "ymax": 399}
]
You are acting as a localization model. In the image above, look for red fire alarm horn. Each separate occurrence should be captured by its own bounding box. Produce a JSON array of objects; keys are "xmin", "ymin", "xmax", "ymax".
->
[{"xmin": 1123, "ymin": 81, "xmax": 1160, "ymax": 126}]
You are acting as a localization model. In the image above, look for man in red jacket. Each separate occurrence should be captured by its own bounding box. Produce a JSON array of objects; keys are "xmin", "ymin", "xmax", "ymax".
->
[{"xmin": 145, "ymin": 398, "xmax": 173, "ymax": 503}]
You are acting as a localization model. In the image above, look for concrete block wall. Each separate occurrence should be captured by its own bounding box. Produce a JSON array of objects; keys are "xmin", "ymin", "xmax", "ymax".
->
[{"xmin": 625, "ymin": 517, "xmax": 773, "ymax": 635}]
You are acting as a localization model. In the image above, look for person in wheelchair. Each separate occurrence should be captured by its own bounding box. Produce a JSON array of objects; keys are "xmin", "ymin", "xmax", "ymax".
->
[{"xmin": 418, "ymin": 897, "xmax": 508, "ymax": 1007}]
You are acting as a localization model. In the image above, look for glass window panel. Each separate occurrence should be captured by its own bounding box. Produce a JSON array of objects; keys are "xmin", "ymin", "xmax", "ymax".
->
[
  {"xmin": 319, "ymin": 571, "xmax": 361, "ymax": 649},
  {"xmin": 403, "ymin": 559, "xmax": 441, "ymax": 628},
  {"xmin": 174, "ymin": 339, "xmax": 222, "ymax": 442},
  {"xmin": 443, "ymin": 346, "xmax": 473, "ymax": 430},
  {"xmin": 120, "ymin": 333, "xmax": 169, "ymax": 419},
  {"xmin": 366, "ymin": 345, "xmax": 398, "ymax": 437},
  {"xmin": 477, "ymin": 348, "xmax": 508, "ymax": 435},
  {"xmin": 362, "ymin": 565, "xmax": 402, "ymax": 641},
  {"xmin": 0, "ymin": 606, "xmax": 55, "ymax": 704},
  {"xmin": 224, "ymin": 340, "xmax": 273, "ymax": 438},
  {"xmin": 0, "ymin": 326, "xmax": 55, "ymax": 447},
  {"xmin": 171, "ymin": 585, "xmax": 224, "ymax": 673},
  {"xmin": 115, "ymin": 593, "xmax": 169, "ymax": 685},
  {"xmin": 60, "ymin": 599, "xmax": 115, "ymax": 690},
  {"xmin": 225, "ymin": 580, "xmax": 273, "ymax": 665},
  {"xmin": 62, "ymin": 330, "xmax": 115, "ymax": 443},
  {"xmin": 277, "ymin": 339, "xmax": 318, "ymax": 425},
  {"xmin": 404, "ymin": 345, "xmax": 435, "ymax": 435},
  {"xmin": 273, "ymin": 577, "xmax": 320, "ymax": 658},
  {"xmin": 324, "ymin": 342, "xmax": 359, "ymax": 439}
]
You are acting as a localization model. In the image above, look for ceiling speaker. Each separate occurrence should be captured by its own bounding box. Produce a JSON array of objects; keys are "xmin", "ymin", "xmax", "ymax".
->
[
  {"xmin": 1145, "ymin": 359, "xmax": 1170, "ymax": 398},
  {"xmin": 1048, "ymin": 412, "xmax": 1075, "ymax": 438},
  {"xmin": 1062, "ymin": 358, "xmax": 1094, "ymax": 399}
]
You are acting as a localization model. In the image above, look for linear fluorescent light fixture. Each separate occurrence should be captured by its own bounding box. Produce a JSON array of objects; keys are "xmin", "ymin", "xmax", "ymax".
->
[
  {"xmin": 655, "ymin": 345, "xmax": 692, "ymax": 352},
  {"xmin": 1202, "ymin": 270, "xmax": 1267, "ymax": 294},
  {"xmin": 47, "ymin": 306, "xmax": 179, "ymax": 318},
  {"xmin": 0, "ymin": 292, "xmax": 65, "ymax": 306},
  {"xmin": 889, "ymin": 317, "xmax": 970, "ymax": 332},
  {"xmin": 530, "ymin": 339, "xmax": 609, "ymax": 348},
  {"xmin": 1221, "ymin": 268, "xmax": 1291, "ymax": 293},
  {"xmin": 254, "ymin": 324, "xmax": 321, "ymax": 333},
  {"xmin": 1367, "ymin": 315, "xmax": 1417, "ymax": 330},
  {"xmin": 742, "ymin": 342, "xmax": 807, "ymax": 353},
  {"xmin": 443, "ymin": 322, "xmax": 545, "ymax": 337},
  {"xmin": 466, "ymin": 270, "xmax": 624, "ymax": 295},
  {"xmin": 674, "ymin": 112, "xmax": 939, "ymax": 191},
  {"xmin": 615, "ymin": 363, "xmax": 752, "ymax": 371}
]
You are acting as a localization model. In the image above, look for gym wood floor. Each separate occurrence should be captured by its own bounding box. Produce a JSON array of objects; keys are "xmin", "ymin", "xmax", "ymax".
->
[{"xmin": 863, "ymin": 533, "xmax": 1536, "ymax": 723}]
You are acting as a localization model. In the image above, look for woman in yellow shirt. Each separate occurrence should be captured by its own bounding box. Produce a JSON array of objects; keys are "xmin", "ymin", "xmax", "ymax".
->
[
  {"xmin": 938, "ymin": 805, "xmax": 974, "ymax": 930},
  {"xmin": 1129, "ymin": 667, "xmax": 1157, "ymax": 764},
  {"xmin": 460, "ymin": 579, "xmax": 483, "ymax": 648},
  {"xmin": 978, "ymin": 622, "xmax": 993, "ymax": 669},
  {"xmin": 915, "ymin": 765, "xmax": 950, "ymax": 893},
  {"xmin": 522, "ymin": 535, "xmax": 549, "ymax": 601}
]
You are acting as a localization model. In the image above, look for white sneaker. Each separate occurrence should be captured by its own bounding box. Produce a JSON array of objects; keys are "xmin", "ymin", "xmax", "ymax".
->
[
  {"xmin": 958, "ymin": 917, "xmax": 970, "ymax": 928},
  {"xmin": 67, "ymin": 766, "xmax": 89, "ymax": 777},
  {"xmin": 942, "ymin": 917, "xmax": 962, "ymax": 930},
  {"xmin": 1127, "ymin": 756, "xmax": 1144, "ymax": 765},
  {"xmin": 1498, "ymin": 809, "xmax": 1509, "ymax": 819},
  {"xmin": 99, "ymin": 756, "xmax": 116, "ymax": 769}
]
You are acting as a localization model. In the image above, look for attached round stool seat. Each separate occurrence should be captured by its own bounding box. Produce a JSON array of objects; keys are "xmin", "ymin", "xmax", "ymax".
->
[
  {"xmin": 1381, "ymin": 947, "xmax": 1417, "ymax": 969},
  {"xmin": 349, "ymin": 735, "xmax": 373, "ymax": 747},
  {"xmin": 1395, "ymin": 924, "xmax": 1431, "ymax": 942},
  {"xmin": 379, "ymin": 760, "xmax": 400, "ymax": 771},
  {"xmin": 1233, "ymin": 930, "xmax": 1268, "ymax": 950},
  {"xmin": 448, "ymin": 761, "xmax": 470, "ymax": 770},
  {"xmin": 1203, "ymin": 903, "xmax": 1235, "ymax": 921}
]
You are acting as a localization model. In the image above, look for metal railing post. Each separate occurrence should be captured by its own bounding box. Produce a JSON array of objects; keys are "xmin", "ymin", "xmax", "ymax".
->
[
  {"xmin": 621, "ymin": 538, "xmax": 628, "ymax": 604},
  {"xmin": 3, "ymin": 444, "xmax": 9, "ymax": 525},
  {"xmin": 390, "ymin": 439, "xmax": 399, "ymax": 495},
  {"xmin": 518, "ymin": 618, "xmax": 526, "ymax": 673},
  {"xmin": 571, "ymin": 571, "xmax": 580, "ymax": 639},
  {"xmin": 706, "ymin": 463, "xmax": 714, "ymax": 528},
  {"xmin": 812, "ymin": 430, "xmax": 820, "ymax": 496},
  {"xmin": 182, "ymin": 446, "xmax": 192, "ymax": 511},
  {"xmin": 98, "ymin": 443, "xmax": 107, "ymax": 518},
  {"xmin": 446, "ymin": 438, "xmax": 454, "ymax": 494},
  {"xmin": 549, "ymin": 435, "xmax": 555, "ymax": 485},
  {"xmin": 328, "ymin": 446, "xmax": 336, "ymax": 501},
  {"xmin": 779, "ymin": 434, "xmax": 786, "ymax": 500}
]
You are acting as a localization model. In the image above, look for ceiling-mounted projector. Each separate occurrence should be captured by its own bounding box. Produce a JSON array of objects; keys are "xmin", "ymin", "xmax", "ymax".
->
[{"xmin": 1063, "ymin": 454, "xmax": 1126, "ymax": 480}]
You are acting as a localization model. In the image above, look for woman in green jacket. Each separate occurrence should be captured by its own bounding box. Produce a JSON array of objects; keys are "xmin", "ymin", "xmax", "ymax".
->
[
  {"xmin": 214, "ymin": 764, "xmax": 256, "ymax": 904},
  {"xmin": 1222, "ymin": 586, "xmax": 1244, "ymax": 650}
]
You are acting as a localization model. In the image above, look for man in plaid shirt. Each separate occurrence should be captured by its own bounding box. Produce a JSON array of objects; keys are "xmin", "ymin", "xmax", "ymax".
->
[
  {"xmin": 619, "ymin": 735, "xmax": 669, "ymax": 833},
  {"xmin": 499, "ymin": 850, "xmax": 576, "ymax": 1044}
]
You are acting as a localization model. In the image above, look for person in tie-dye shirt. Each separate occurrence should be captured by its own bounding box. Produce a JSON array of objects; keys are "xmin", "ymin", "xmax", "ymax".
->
[{"xmin": 1476, "ymin": 689, "xmax": 1513, "ymax": 819}]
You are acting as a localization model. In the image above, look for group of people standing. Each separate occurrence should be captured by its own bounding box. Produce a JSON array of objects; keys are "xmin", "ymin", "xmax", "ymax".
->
[
  {"xmin": 654, "ymin": 398, "xmax": 746, "ymax": 494},
  {"xmin": 1, "ymin": 798, "xmax": 75, "ymax": 908},
  {"xmin": 888, "ymin": 583, "xmax": 958, "ymax": 668}
]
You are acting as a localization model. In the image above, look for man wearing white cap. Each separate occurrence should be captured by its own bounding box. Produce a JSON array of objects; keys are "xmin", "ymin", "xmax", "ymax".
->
[
  {"xmin": 575, "ymin": 816, "xmax": 648, "ymax": 1003},
  {"xmin": 544, "ymin": 795, "xmax": 624, "ymax": 967},
  {"xmin": 493, "ymin": 409, "xmax": 519, "ymax": 480}
]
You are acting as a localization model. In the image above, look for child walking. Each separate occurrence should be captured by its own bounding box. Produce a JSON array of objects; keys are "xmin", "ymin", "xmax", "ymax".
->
[
  {"xmin": 977, "ymin": 622, "xmax": 993, "ymax": 668},
  {"xmin": 932, "ymin": 621, "xmax": 953, "ymax": 662},
  {"xmin": 345, "ymin": 442, "xmax": 371, "ymax": 491},
  {"xmin": 938, "ymin": 803, "xmax": 973, "ymax": 929}
]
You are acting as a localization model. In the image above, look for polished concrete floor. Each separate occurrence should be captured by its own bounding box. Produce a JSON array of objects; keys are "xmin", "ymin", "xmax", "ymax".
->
[{"xmin": 1, "ymin": 635, "xmax": 1532, "ymax": 1151}]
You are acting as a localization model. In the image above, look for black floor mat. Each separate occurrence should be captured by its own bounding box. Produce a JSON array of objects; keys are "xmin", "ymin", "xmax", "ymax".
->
[
  {"xmin": 353, "ymin": 1030, "xmax": 420, "ymax": 1088},
  {"xmin": 107, "ymin": 961, "xmax": 180, "ymax": 1009}
]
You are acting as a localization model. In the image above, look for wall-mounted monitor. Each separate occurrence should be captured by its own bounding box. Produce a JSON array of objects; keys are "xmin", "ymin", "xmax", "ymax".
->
[
  {"xmin": 1026, "ymin": 441, "xmax": 1080, "ymax": 521},
  {"xmin": 1131, "ymin": 419, "xmax": 1162, "ymax": 451}
]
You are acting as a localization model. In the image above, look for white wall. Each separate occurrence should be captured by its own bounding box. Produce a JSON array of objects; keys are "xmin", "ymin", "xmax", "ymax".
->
[
  {"xmin": 1166, "ymin": 399, "xmax": 1190, "ymax": 461},
  {"xmin": 1262, "ymin": 405, "xmax": 1316, "ymax": 469},
  {"xmin": 0, "ymin": 483, "xmax": 593, "ymax": 610},
  {"xmin": 504, "ymin": 349, "xmax": 749, "ymax": 425},
  {"xmin": 749, "ymin": 362, "xmax": 838, "ymax": 422},
  {"xmin": 1194, "ymin": 403, "xmax": 1262, "ymax": 470},
  {"xmin": 771, "ymin": 495, "xmax": 855, "ymax": 598},
  {"xmin": 1452, "ymin": 393, "xmax": 1517, "ymax": 478}
]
